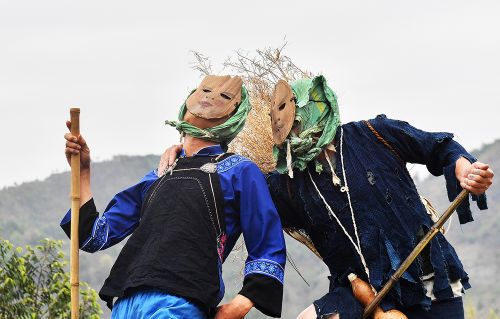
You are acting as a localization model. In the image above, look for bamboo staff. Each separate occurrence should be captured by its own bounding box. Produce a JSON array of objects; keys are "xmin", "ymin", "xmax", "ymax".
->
[
  {"xmin": 70, "ymin": 108, "xmax": 80, "ymax": 319},
  {"xmin": 362, "ymin": 189, "xmax": 470, "ymax": 319}
]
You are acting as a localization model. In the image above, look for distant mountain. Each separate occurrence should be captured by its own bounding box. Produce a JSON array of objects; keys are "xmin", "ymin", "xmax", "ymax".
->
[{"xmin": 1, "ymin": 140, "xmax": 499, "ymax": 318}]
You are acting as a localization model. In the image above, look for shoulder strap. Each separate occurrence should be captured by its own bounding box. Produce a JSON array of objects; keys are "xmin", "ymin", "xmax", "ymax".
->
[{"xmin": 363, "ymin": 120, "xmax": 404, "ymax": 163}]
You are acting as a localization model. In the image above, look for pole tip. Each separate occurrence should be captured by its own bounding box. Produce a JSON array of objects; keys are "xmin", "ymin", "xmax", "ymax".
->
[{"xmin": 70, "ymin": 107, "xmax": 80, "ymax": 113}]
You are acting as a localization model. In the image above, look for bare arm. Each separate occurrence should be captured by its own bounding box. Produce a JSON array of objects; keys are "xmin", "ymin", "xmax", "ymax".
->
[{"xmin": 214, "ymin": 294, "xmax": 254, "ymax": 319}]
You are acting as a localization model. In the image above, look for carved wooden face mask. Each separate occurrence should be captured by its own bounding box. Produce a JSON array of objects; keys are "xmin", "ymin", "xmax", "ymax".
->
[
  {"xmin": 186, "ymin": 75, "xmax": 243, "ymax": 120},
  {"xmin": 271, "ymin": 80, "xmax": 296, "ymax": 145}
]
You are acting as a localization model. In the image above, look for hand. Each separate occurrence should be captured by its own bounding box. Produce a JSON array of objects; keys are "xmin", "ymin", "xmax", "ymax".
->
[
  {"xmin": 214, "ymin": 295, "xmax": 253, "ymax": 319},
  {"xmin": 64, "ymin": 120, "xmax": 91, "ymax": 170},
  {"xmin": 456, "ymin": 158, "xmax": 494, "ymax": 195},
  {"xmin": 158, "ymin": 144, "xmax": 183, "ymax": 176}
]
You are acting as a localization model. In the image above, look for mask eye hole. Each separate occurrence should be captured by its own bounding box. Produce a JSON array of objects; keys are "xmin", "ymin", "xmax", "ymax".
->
[
  {"xmin": 202, "ymin": 89, "xmax": 211, "ymax": 93},
  {"xmin": 220, "ymin": 93, "xmax": 232, "ymax": 100},
  {"xmin": 278, "ymin": 103, "xmax": 286, "ymax": 110}
]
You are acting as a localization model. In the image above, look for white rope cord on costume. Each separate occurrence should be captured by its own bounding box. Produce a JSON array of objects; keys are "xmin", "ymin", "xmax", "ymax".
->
[
  {"xmin": 338, "ymin": 128, "xmax": 363, "ymax": 254},
  {"xmin": 286, "ymin": 139, "xmax": 294, "ymax": 179},
  {"xmin": 307, "ymin": 128, "xmax": 370, "ymax": 281},
  {"xmin": 445, "ymin": 213, "xmax": 453, "ymax": 234},
  {"xmin": 307, "ymin": 170, "xmax": 370, "ymax": 280},
  {"xmin": 323, "ymin": 149, "xmax": 341, "ymax": 187}
]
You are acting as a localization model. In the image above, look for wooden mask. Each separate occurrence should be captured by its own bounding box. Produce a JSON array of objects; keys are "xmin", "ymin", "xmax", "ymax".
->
[
  {"xmin": 271, "ymin": 80, "xmax": 296, "ymax": 145},
  {"xmin": 186, "ymin": 75, "xmax": 243, "ymax": 120}
]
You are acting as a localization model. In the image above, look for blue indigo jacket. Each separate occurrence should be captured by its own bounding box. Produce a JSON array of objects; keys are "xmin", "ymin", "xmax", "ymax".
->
[{"xmin": 268, "ymin": 115, "xmax": 487, "ymax": 315}]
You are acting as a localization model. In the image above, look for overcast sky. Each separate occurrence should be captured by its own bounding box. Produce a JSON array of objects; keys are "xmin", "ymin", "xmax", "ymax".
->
[{"xmin": 1, "ymin": 0, "xmax": 499, "ymax": 189}]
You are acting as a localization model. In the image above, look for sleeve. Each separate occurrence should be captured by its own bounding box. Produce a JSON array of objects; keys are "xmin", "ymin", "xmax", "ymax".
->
[
  {"xmin": 235, "ymin": 163, "xmax": 286, "ymax": 318},
  {"xmin": 60, "ymin": 170, "xmax": 158, "ymax": 252},
  {"xmin": 369, "ymin": 114, "xmax": 487, "ymax": 223},
  {"xmin": 266, "ymin": 171, "xmax": 306, "ymax": 229}
]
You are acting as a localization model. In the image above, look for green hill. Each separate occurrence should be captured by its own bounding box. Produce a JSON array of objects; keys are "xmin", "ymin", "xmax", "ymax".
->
[{"xmin": 1, "ymin": 139, "xmax": 499, "ymax": 318}]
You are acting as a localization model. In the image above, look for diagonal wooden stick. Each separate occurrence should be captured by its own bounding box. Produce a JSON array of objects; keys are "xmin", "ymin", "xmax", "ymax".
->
[
  {"xmin": 70, "ymin": 108, "xmax": 80, "ymax": 319},
  {"xmin": 363, "ymin": 189, "xmax": 470, "ymax": 319}
]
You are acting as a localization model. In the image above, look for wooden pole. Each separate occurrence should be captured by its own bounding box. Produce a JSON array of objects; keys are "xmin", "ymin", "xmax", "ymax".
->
[
  {"xmin": 363, "ymin": 189, "xmax": 470, "ymax": 319},
  {"xmin": 70, "ymin": 108, "xmax": 80, "ymax": 319}
]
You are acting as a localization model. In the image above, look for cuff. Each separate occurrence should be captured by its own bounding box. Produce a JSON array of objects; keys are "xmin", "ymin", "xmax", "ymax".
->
[
  {"xmin": 60, "ymin": 198, "xmax": 99, "ymax": 246},
  {"xmin": 239, "ymin": 274, "xmax": 283, "ymax": 318}
]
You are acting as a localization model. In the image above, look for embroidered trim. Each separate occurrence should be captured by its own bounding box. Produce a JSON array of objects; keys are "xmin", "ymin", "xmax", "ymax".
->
[
  {"xmin": 81, "ymin": 216, "xmax": 109, "ymax": 252},
  {"xmin": 216, "ymin": 155, "xmax": 251, "ymax": 173},
  {"xmin": 244, "ymin": 259, "xmax": 284, "ymax": 284}
]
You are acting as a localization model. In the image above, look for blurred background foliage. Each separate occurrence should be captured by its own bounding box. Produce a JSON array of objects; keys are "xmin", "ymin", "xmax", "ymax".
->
[{"xmin": 0, "ymin": 238, "xmax": 101, "ymax": 318}]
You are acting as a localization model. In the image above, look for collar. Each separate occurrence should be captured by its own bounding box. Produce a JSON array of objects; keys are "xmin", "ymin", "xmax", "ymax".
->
[{"xmin": 179, "ymin": 145, "xmax": 224, "ymax": 158}]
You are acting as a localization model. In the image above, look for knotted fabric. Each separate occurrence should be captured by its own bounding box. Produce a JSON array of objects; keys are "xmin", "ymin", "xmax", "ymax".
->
[{"xmin": 274, "ymin": 75, "xmax": 340, "ymax": 174}]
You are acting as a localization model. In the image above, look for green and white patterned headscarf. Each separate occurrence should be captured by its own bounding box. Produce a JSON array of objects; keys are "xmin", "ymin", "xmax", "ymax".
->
[
  {"xmin": 273, "ymin": 75, "xmax": 340, "ymax": 174},
  {"xmin": 165, "ymin": 85, "xmax": 251, "ymax": 144}
]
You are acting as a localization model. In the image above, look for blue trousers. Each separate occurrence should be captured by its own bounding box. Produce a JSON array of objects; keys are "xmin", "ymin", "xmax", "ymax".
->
[{"xmin": 111, "ymin": 290, "xmax": 207, "ymax": 319}]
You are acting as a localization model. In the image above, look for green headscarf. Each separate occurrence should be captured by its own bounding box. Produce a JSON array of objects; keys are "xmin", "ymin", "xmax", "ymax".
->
[
  {"xmin": 165, "ymin": 85, "xmax": 251, "ymax": 144},
  {"xmin": 273, "ymin": 75, "xmax": 340, "ymax": 174}
]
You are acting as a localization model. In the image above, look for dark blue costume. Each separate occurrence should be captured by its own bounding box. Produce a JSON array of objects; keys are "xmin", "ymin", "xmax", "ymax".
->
[
  {"xmin": 61, "ymin": 146, "xmax": 286, "ymax": 318},
  {"xmin": 268, "ymin": 115, "xmax": 487, "ymax": 319}
]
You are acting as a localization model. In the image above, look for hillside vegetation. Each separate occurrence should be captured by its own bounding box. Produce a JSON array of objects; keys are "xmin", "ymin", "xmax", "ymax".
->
[{"xmin": 0, "ymin": 140, "xmax": 499, "ymax": 317}]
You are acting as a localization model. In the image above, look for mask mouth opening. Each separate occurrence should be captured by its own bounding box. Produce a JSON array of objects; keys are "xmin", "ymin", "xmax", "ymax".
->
[
  {"xmin": 183, "ymin": 111, "xmax": 231, "ymax": 130},
  {"xmin": 186, "ymin": 75, "xmax": 243, "ymax": 121}
]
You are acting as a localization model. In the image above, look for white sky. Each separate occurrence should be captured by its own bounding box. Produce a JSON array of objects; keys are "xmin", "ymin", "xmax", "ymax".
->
[{"xmin": 1, "ymin": 0, "xmax": 499, "ymax": 188}]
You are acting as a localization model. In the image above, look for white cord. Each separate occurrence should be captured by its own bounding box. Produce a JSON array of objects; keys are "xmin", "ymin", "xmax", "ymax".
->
[
  {"xmin": 323, "ymin": 149, "xmax": 341, "ymax": 187},
  {"xmin": 339, "ymin": 128, "xmax": 363, "ymax": 257},
  {"xmin": 444, "ymin": 213, "xmax": 453, "ymax": 234},
  {"xmin": 308, "ymin": 127, "xmax": 370, "ymax": 281},
  {"xmin": 286, "ymin": 139, "xmax": 294, "ymax": 179}
]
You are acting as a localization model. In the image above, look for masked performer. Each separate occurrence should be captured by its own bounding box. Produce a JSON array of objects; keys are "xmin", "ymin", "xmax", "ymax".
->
[
  {"xmin": 265, "ymin": 75, "xmax": 493, "ymax": 319},
  {"xmin": 161, "ymin": 75, "xmax": 494, "ymax": 319},
  {"xmin": 62, "ymin": 75, "xmax": 286, "ymax": 319}
]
